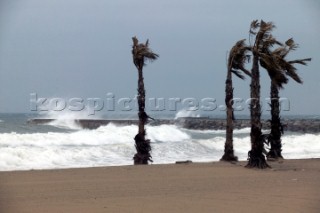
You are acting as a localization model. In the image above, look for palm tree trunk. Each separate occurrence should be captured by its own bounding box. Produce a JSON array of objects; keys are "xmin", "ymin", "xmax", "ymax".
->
[
  {"xmin": 246, "ymin": 53, "xmax": 269, "ymax": 168},
  {"xmin": 138, "ymin": 68, "xmax": 146, "ymax": 135},
  {"xmin": 133, "ymin": 67, "xmax": 152, "ymax": 165},
  {"xmin": 221, "ymin": 69, "xmax": 238, "ymax": 161},
  {"xmin": 267, "ymin": 81, "xmax": 283, "ymax": 160}
]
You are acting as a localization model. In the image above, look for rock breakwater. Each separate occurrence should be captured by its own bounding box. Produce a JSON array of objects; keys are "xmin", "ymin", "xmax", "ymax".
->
[{"xmin": 27, "ymin": 117, "xmax": 320, "ymax": 133}]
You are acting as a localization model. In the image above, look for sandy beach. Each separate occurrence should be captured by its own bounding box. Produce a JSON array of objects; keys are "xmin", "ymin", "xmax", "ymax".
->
[{"xmin": 0, "ymin": 159, "xmax": 320, "ymax": 213}]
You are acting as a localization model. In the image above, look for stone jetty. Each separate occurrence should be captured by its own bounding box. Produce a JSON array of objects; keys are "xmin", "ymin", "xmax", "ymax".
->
[{"xmin": 27, "ymin": 117, "xmax": 320, "ymax": 133}]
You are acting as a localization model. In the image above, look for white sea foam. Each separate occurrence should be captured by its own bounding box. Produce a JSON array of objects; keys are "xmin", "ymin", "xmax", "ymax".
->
[
  {"xmin": 174, "ymin": 108, "xmax": 200, "ymax": 119},
  {"xmin": 40, "ymin": 110, "xmax": 100, "ymax": 130},
  {"xmin": 282, "ymin": 134, "xmax": 320, "ymax": 159},
  {"xmin": 185, "ymin": 127, "xmax": 251, "ymax": 134},
  {"xmin": 0, "ymin": 124, "xmax": 319, "ymax": 171},
  {"xmin": 48, "ymin": 119, "xmax": 82, "ymax": 130}
]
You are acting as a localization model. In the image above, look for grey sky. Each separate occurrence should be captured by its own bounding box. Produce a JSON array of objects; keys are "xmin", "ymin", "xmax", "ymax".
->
[{"xmin": 0, "ymin": 0, "xmax": 319, "ymax": 116}]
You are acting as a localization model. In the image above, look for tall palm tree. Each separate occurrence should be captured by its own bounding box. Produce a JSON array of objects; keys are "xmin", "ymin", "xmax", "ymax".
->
[
  {"xmin": 259, "ymin": 37, "xmax": 290, "ymax": 161},
  {"xmin": 246, "ymin": 20, "xmax": 276, "ymax": 169},
  {"xmin": 221, "ymin": 39, "xmax": 251, "ymax": 161},
  {"xmin": 267, "ymin": 81, "xmax": 285, "ymax": 159},
  {"xmin": 131, "ymin": 37, "xmax": 159, "ymax": 165},
  {"xmin": 246, "ymin": 20, "xmax": 311, "ymax": 167},
  {"xmin": 260, "ymin": 38, "xmax": 311, "ymax": 160}
]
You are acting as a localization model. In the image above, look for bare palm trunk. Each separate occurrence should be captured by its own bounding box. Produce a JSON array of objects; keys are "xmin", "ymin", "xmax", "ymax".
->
[
  {"xmin": 137, "ymin": 68, "xmax": 146, "ymax": 135},
  {"xmin": 133, "ymin": 67, "xmax": 152, "ymax": 165},
  {"xmin": 246, "ymin": 53, "xmax": 269, "ymax": 168},
  {"xmin": 267, "ymin": 81, "xmax": 283, "ymax": 160},
  {"xmin": 221, "ymin": 69, "xmax": 238, "ymax": 161}
]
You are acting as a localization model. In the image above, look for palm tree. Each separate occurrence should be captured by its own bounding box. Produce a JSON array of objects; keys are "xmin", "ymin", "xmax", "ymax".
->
[
  {"xmin": 221, "ymin": 39, "xmax": 251, "ymax": 161},
  {"xmin": 246, "ymin": 20, "xmax": 276, "ymax": 169},
  {"xmin": 246, "ymin": 20, "xmax": 311, "ymax": 167},
  {"xmin": 260, "ymin": 38, "xmax": 311, "ymax": 160},
  {"xmin": 267, "ymin": 80, "xmax": 285, "ymax": 160},
  {"xmin": 258, "ymin": 31, "xmax": 289, "ymax": 162},
  {"xmin": 131, "ymin": 37, "xmax": 159, "ymax": 165}
]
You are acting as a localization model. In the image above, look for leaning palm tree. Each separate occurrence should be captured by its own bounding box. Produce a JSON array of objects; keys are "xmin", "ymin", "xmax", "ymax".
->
[
  {"xmin": 259, "ymin": 36, "xmax": 290, "ymax": 161},
  {"xmin": 246, "ymin": 20, "xmax": 276, "ymax": 169},
  {"xmin": 260, "ymin": 38, "xmax": 311, "ymax": 160},
  {"xmin": 131, "ymin": 37, "xmax": 159, "ymax": 165},
  {"xmin": 221, "ymin": 39, "xmax": 251, "ymax": 161}
]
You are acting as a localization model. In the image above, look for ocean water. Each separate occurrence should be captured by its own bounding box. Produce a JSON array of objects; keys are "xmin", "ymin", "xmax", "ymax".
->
[{"xmin": 0, "ymin": 113, "xmax": 319, "ymax": 171}]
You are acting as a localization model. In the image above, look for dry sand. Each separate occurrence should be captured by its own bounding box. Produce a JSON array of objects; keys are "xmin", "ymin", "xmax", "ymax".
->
[{"xmin": 1, "ymin": 159, "xmax": 320, "ymax": 213}]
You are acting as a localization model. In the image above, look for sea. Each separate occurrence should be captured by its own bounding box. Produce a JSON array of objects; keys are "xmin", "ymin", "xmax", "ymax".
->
[{"xmin": 0, "ymin": 112, "xmax": 320, "ymax": 171}]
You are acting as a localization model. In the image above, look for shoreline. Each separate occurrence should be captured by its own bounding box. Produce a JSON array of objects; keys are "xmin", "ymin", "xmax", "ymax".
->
[
  {"xmin": 1, "ymin": 159, "xmax": 320, "ymax": 212},
  {"xmin": 1, "ymin": 157, "xmax": 319, "ymax": 173}
]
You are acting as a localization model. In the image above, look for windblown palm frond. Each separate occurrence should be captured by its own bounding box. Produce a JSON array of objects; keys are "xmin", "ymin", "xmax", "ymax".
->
[
  {"xmin": 256, "ymin": 24, "xmax": 311, "ymax": 88},
  {"xmin": 285, "ymin": 38, "xmax": 298, "ymax": 50},
  {"xmin": 276, "ymin": 57, "xmax": 302, "ymax": 83},
  {"xmin": 228, "ymin": 39, "xmax": 251, "ymax": 78},
  {"xmin": 132, "ymin": 36, "xmax": 159, "ymax": 69},
  {"xmin": 285, "ymin": 38, "xmax": 294, "ymax": 47},
  {"xmin": 271, "ymin": 38, "xmax": 297, "ymax": 59},
  {"xmin": 260, "ymin": 20, "xmax": 275, "ymax": 33},
  {"xmin": 289, "ymin": 58, "xmax": 312, "ymax": 66},
  {"xmin": 259, "ymin": 52, "xmax": 288, "ymax": 88},
  {"xmin": 231, "ymin": 70, "xmax": 245, "ymax": 80},
  {"xmin": 251, "ymin": 20, "xmax": 260, "ymax": 30},
  {"xmin": 250, "ymin": 20, "xmax": 260, "ymax": 35},
  {"xmin": 132, "ymin": 37, "xmax": 139, "ymax": 47},
  {"xmin": 262, "ymin": 35, "xmax": 282, "ymax": 50},
  {"xmin": 271, "ymin": 38, "xmax": 311, "ymax": 84},
  {"xmin": 250, "ymin": 20, "xmax": 274, "ymax": 35},
  {"xmin": 250, "ymin": 20, "xmax": 277, "ymax": 56}
]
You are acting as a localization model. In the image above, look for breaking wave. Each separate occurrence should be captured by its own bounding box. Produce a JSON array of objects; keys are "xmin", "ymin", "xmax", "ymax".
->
[{"xmin": 0, "ymin": 123, "xmax": 319, "ymax": 171}]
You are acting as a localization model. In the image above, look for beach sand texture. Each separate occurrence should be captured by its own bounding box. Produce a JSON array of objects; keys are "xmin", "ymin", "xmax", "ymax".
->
[{"xmin": 1, "ymin": 159, "xmax": 320, "ymax": 213}]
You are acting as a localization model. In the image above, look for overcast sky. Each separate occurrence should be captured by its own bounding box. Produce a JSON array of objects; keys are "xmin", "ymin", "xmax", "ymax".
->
[{"xmin": 0, "ymin": 0, "xmax": 319, "ymax": 117}]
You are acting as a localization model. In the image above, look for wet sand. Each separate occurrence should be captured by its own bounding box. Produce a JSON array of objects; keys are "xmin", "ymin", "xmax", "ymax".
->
[{"xmin": 1, "ymin": 159, "xmax": 320, "ymax": 213}]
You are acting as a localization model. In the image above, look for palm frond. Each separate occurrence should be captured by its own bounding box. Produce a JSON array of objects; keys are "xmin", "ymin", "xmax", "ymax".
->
[
  {"xmin": 289, "ymin": 58, "xmax": 312, "ymax": 66},
  {"xmin": 272, "ymin": 47, "xmax": 284, "ymax": 55},
  {"xmin": 272, "ymin": 46, "xmax": 290, "ymax": 58},
  {"xmin": 280, "ymin": 57, "xmax": 311, "ymax": 84},
  {"xmin": 132, "ymin": 37, "xmax": 159, "ymax": 68},
  {"xmin": 271, "ymin": 70, "xmax": 288, "ymax": 88},
  {"xmin": 250, "ymin": 20, "xmax": 259, "ymax": 30},
  {"xmin": 228, "ymin": 39, "xmax": 251, "ymax": 78},
  {"xmin": 250, "ymin": 20, "xmax": 260, "ymax": 35},
  {"xmin": 253, "ymin": 20, "xmax": 277, "ymax": 55},
  {"xmin": 260, "ymin": 20, "xmax": 275, "ymax": 33},
  {"xmin": 259, "ymin": 53, "xmax": 281, "ymax": 71},
  {"xmin": 259, "ymin": 53, "xmax": 288, "ymax": 88},
  {"xmin": 277, "ymin": 55, "xmax": 310, "ymax": 84},
  {"xmin": 280, "ymin": 61, "xmax": 303, "ymax": 83},
  {"xmin": 285, "ymin": 38, "xmax": 294, "ymax": 47},
  {"xmin": 143, "ymin": 51, "xmax": 159, "ymax": 62},
  {"xmin": 257, "ymin": 26, "xmax": 310, "ymax": 86},
  {"xmin": 231, "ymin": 69, "xmax": 245, "ymax": 80},
  {"xmin": 286, "ymin": 67, "xmax": 302, "ymax": 83},
  {"xmin": 285, "ymin": 38, "xmax": 298, "ymax": 50},
  {"xmin": 132, "ymin": 37, "xmax": 139, "ymax": 46},
  {"xmin": 240, "ymin": 67, "xmax": 252, "ymax": 77},
  {"xmin": 263, "ymin": 35, "xmax": 282, "ymax": 48}
]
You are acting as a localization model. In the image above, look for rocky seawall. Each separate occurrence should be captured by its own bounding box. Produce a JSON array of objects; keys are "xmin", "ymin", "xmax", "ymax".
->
[
  {"xmin": 27, "ymin": 117, "xmax": 320, "ymax": 133},
  {"xmin": 174, "ymin": 118, "xmax": 320, "ymax": 133}
]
